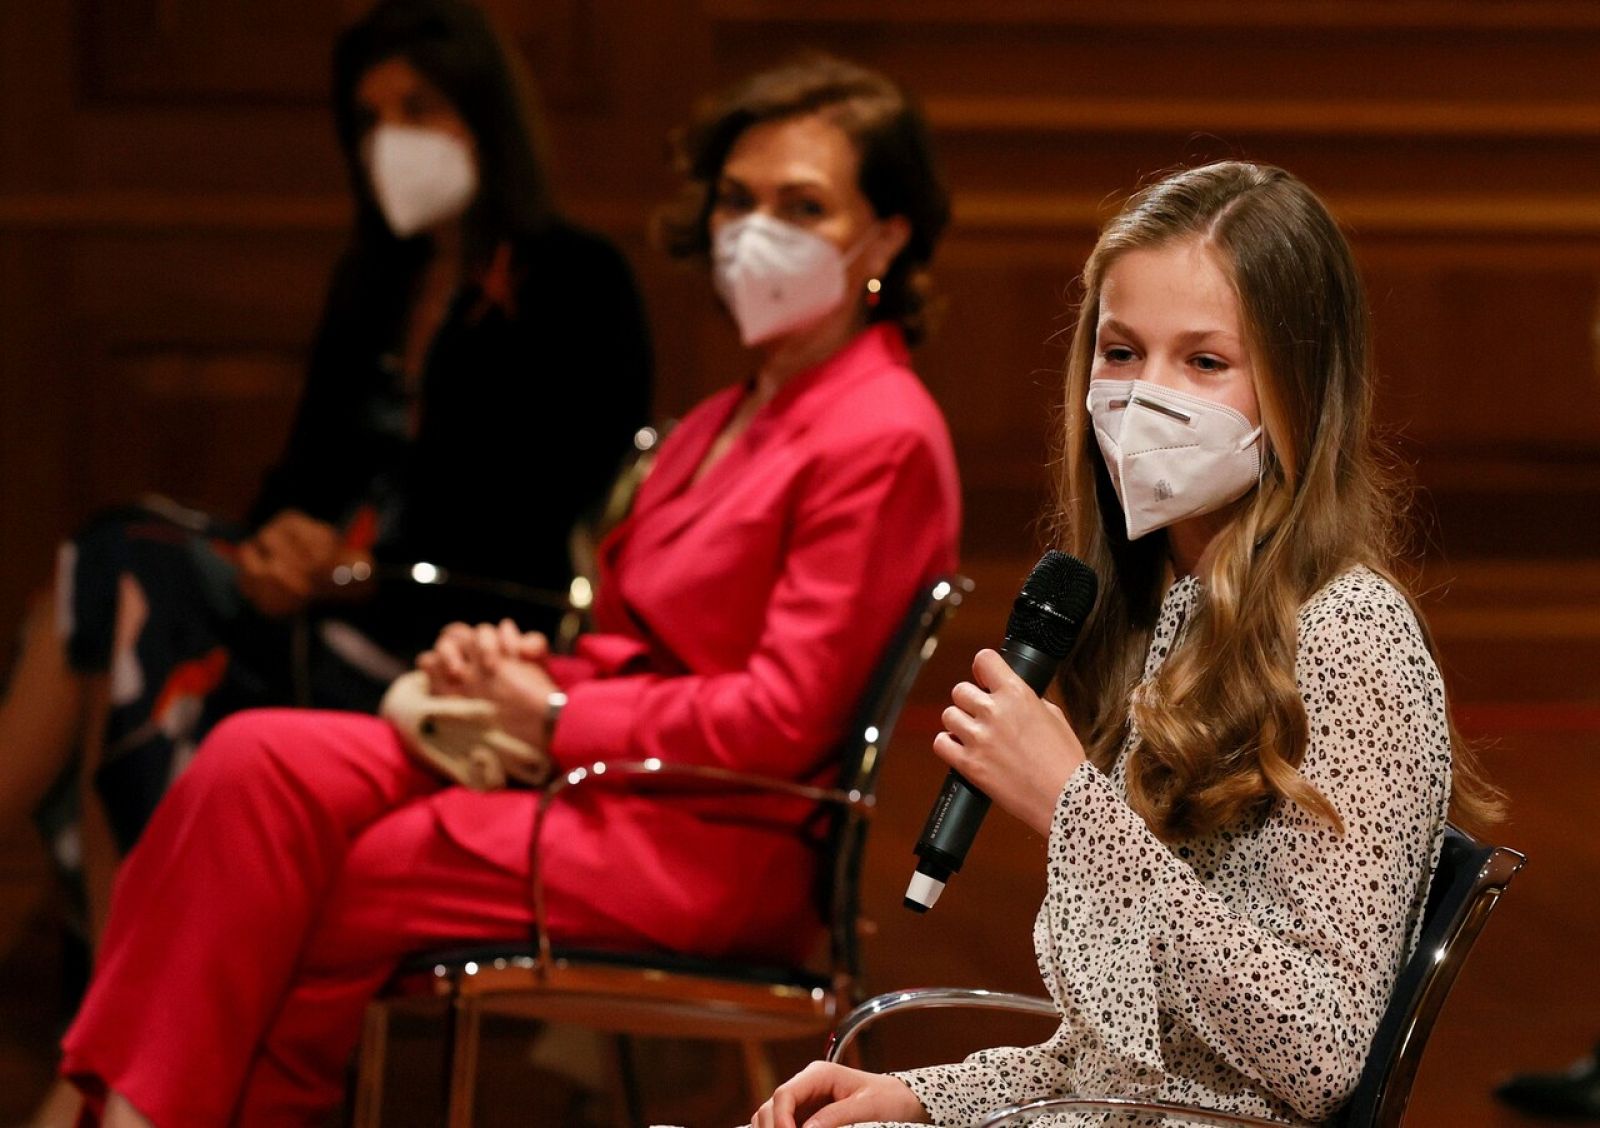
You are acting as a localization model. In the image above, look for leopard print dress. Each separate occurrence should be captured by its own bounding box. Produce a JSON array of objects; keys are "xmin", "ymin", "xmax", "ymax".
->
[{"xmin": 877, "ymin": 567, "xmax": 1452, "ymax": 1127}]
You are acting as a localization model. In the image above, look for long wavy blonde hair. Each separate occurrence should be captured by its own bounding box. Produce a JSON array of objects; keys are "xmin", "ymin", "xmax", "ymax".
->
[{"xmin": 1054, "ymin": 161, "xmax": 1502, "ymax": 840}]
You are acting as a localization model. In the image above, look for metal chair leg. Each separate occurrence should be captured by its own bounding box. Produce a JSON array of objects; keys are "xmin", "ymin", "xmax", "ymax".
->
[
  {"xmin": 352, "ymin": 1001, "xmax": 390, "ymax": 1128},
  {"xmin": 606, "ymin": 1033, "xmax": 646, "ymax": 1128},
  {"xmin": 447, "ymin": 996, "xmax": 482, "ymax": 1128}
]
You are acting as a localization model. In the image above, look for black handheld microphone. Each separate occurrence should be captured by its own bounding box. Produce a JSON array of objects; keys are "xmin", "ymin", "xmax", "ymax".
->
[{"xmin": 905, "ymin": 550, "xmax": 1098, "ymax": 912}]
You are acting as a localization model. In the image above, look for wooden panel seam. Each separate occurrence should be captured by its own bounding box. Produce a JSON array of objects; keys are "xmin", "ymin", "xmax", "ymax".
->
[
  {"xmin": 923, "ymin": 96, "xmax": 1600, "ymax": 139},
  {"xmin": 8, "ymin": 192, "xmax": 1600, "ymax": 237},
  {"xmin": 954, "ymin": 192, "xmax": 1600, "ymax": 236},
  {"xmin": 0, "ymin": 195, "xmax": 643, "ymax": 236},
  {"xmin": 702, "ymin": 0, "xmax": 1600, "ymax": 32}
]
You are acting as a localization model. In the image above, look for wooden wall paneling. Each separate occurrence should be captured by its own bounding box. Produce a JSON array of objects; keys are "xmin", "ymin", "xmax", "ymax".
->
[
  {"xmin": 66, "ymin": 229, "xmax": 337, "ymax": 348},
  {"xmin": 0, "ymin": 4, "xmax": 77, "ymax": 647},
  {"xmin": 0, "ymin": 0, "xmax": 75, "ymax": 195},
  {"xmin": 487, "ymin": 0, "xmax": 708, "ymax": 205},
  {"xmin": 1354, "ymin": 251, "xmax": 1600, "ymax": 448},
  {"xmin": 70, "ymin": 108, "xmax": 348, "ymax": 196},
  {"xmin": 61, "ymin": 226, "xmax": 341, "ymax": 523},
  {"xmin": 0, "ymin": 231, "xmax": 77, "ymax": 634},
  {"xmin": 1413, "ymin": 265, "xmax": 1600, "ymax": 445},
  {"xmin": 936, "ymin": 138, "xmax": 1600, "ymax": 213},
  {"xmin": 1355, "ymin": 249, "xmax": 1600, "ymax": 556},
  {"xmin": 705, "ymin": 12, "xmax": 1600, "ymax": 104},
  {"xmin": 699, "ymin": 15, "xmax": 1600, "ymax": 207},
  {"xmin": 74, "ymin": 0, "xmax": 351, "ymax": 194},
  {"xmin": 82, "ymin": 347, "xmax": 305, "ymax": 520},
  {"xmin": 79, "ymin": 0, "xmax": 352, "ymax": 105},
  {"xmin": 485, "ymin": 0, "xmax": 615, "ymax": 112},
  {"xmin": 617, "ymin": 248, "xmax": 727, "ymax": 420},
  {"xmin": 704, "ymin": 0, "xmax": 1600, "ymax": 32},
  {"xmin": 918, "ymin": 241, "xmax": 1092, "ymax": 554}
]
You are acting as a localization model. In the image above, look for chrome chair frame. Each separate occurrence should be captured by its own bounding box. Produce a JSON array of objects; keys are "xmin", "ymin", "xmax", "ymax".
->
[
  {"xmin": 354, "ymin": 574, "xmax": 973, "ymax": 1127},
  {"xmin": 826, "ymin": 826, "xmax": 1524, "ymax": 1128}
]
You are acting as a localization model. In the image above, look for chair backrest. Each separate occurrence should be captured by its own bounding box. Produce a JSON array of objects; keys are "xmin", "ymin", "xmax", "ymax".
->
[
  {"xmin": 570, "ymin": 422, "xmax": 670, "ymax": 582},
  {"xmin": 1333, "ymin": 824, "xmax": 1525, "ymax": 1126},
  {"xmin": 817, "ymin": 575, "xmax": 973, "ymax": 986}
]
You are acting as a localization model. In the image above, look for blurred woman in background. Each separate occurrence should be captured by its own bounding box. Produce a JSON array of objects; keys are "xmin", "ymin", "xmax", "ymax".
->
[{"xmin": 0, "ymin": 0, "xmax": 651, "ymax": 952}]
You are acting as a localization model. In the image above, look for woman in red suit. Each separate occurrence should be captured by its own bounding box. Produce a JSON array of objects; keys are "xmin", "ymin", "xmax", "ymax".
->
[{"xmin": 54, "ymin": 55, "xmax": 961, "ymax": 1128}]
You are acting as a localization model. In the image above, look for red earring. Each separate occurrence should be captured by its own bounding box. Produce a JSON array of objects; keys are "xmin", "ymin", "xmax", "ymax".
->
[{"xmin": 865, "ymin": 277, "xmax": 882, "ymax": 308}]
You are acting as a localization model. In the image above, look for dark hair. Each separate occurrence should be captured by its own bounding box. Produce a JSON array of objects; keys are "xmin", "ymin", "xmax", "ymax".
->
[
  {"xmin": 332, "ymin": 0, "xmax": 557, "ymax": 267},
  {"xmin": 658, "ymin": 55, "xmax": 950, "ymax": 345}
]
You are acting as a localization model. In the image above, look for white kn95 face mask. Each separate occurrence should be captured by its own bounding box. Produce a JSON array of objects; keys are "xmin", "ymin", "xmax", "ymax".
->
[
  {"xmin": 365, "ymin": 123, "xmax": 478, "ymax": 238},
  {"xmin": 1087, "ymin": 378, "xmax": 1263, "ymax": 541},
  {"xmin": 713, "ymin": 213, "xmax": 864, "ymax": 346}
]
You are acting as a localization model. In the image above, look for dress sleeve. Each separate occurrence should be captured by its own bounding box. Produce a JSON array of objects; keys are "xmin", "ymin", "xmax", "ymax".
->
[
  {"xmin": 893, "ymin": 1042, "xmax": 1077, "ymax": 1126},
  {"xmin": 1040, "ymin": 581, "xmax": 1452, "ymax": 1121},
  {"xmin": 547, "ymin": 430, "xmax": 956, "ymax": 778}
]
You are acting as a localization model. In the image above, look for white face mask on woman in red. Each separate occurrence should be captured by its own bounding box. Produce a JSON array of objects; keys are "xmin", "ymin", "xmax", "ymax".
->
[{"xmin": 712, "ymin": 213, "xmax": 872, "ymax": 346}]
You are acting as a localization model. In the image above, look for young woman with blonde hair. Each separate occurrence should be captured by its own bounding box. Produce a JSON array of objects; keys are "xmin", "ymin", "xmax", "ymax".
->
[{"xmin": 754, "ymin": 160, "xmax": 1501, "ymax": 1128}]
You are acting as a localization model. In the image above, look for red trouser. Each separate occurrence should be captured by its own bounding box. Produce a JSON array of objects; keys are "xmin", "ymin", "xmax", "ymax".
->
[{"xmin": 60, "ymin": 709, "xmax": 644, "ymax": 1127}]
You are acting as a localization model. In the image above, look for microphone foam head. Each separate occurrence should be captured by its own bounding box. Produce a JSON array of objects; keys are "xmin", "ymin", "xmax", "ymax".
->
[{"xmin": 1006, "ymin": 550, "xmax": 1098, "ymax": 659}]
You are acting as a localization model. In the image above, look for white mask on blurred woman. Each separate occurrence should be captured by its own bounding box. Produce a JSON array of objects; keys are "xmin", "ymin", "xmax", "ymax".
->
[
  {"xmin": 1088, "ymin": 379, "xmax": 1263, "ymax": 541},
  {"xmin": 713, "ymin": 214, "xmax": 867, "ymax": 346},
  {"xmin": 365, "ymin": 124, "xmax": 478, "ymax": 238}
]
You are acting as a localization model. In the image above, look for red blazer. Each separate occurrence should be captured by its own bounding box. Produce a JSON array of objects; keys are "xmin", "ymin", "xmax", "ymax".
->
[{"xmin": 434, "ymin": 324, "xmax": 961, "ymax": 960}]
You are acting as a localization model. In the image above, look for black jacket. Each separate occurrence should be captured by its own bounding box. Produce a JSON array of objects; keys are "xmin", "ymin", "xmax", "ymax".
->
[{"xmin": 251, "ymin": 220, "xmax": 653, "ymax": 651}]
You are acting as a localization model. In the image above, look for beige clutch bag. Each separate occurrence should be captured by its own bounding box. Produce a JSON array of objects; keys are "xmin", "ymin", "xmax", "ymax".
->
[{"xmin": 379, "ymin": 670, "xmax": 553, "ymax": 791}]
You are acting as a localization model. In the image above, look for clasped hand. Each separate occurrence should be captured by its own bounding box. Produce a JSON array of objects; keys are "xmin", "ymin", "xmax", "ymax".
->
[
  {"xmin": 417, "ymin": 619, "xmax": 556, "ymax": 750},
  {"xmin": 236, "ymin": 509, "xmax": 357, "ymax": 618},
  {"xmin": 934, "ymin": 648, "xmax": 1088, "ymax": 838}
]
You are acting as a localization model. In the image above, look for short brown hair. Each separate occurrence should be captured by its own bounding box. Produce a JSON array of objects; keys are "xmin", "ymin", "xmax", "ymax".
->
[{"xmin": 658, "ymin": 55, "xmax": 950, "ymax": 345}]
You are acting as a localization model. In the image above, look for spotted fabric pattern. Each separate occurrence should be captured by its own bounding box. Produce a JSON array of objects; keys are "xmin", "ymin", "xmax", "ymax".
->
[{"xmin": 879, "ymin": 567, "xmax": 1452, "ymax": 1127}]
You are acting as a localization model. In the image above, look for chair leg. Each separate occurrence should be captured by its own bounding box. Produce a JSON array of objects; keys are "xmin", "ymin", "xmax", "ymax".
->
[
  {"xmin": 447, "ymin": 996, "xmax": 482, "ymax": 1128},
  {"xmin": 605, "ymin": 1033, "xmax": 646, "ymax": 1128},
  {"xmin": 352, "ymin": 1001, "xmax": 391, "ymax": 1128},
  {"xmin": 740, "ymin": 1040, "xmax": 777, "ymax": 1107}
]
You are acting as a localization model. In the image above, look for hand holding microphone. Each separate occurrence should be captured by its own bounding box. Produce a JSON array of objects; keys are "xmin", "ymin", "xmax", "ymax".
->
[
  {"xmin": 937, "ymin": 650, "xmax": 1090, "ymax": 838},
  {"xmin": 906, "ymin": 551, "xmax": 1098, "ymax": 912}
]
